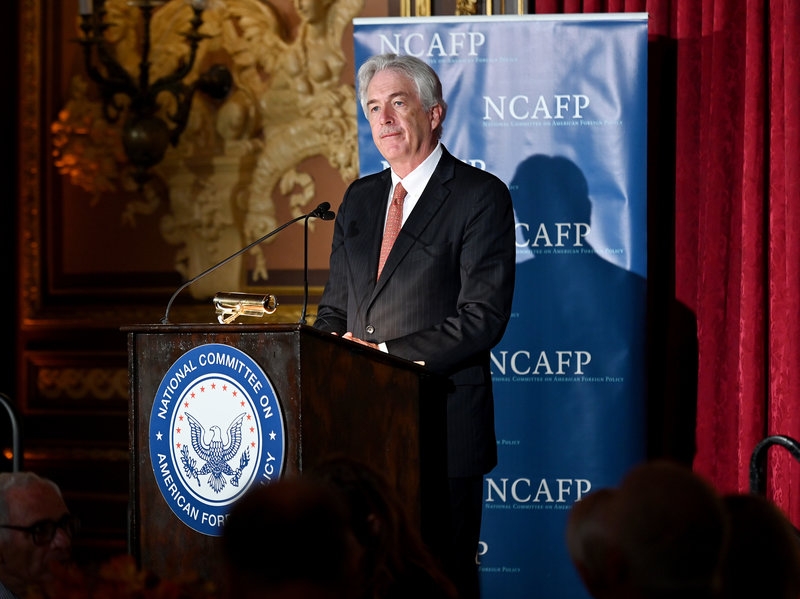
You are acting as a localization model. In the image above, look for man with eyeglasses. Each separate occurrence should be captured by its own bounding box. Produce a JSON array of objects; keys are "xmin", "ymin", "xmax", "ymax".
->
[{"xmin": 0, "ymin": 472, "xmax": 75, "ymax": 598}]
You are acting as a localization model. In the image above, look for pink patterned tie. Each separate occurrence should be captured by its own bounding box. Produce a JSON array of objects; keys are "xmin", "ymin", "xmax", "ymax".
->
[{"xmin": 377, "ymin": 182, "xmax": 407, "ymax": 279}]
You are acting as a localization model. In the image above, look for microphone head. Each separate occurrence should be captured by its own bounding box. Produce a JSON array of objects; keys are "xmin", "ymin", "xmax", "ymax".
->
[
  {"xmin": 320, "ymin": 210, "xmax": 336, "ymax": 221},
  {"xmin": 310, "ymin": 202, "xmax": 332, "ymax": 219}
]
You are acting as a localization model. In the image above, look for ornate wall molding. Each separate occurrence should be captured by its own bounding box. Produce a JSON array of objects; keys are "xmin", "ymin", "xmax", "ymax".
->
[
  {"xmin": 52, "ymin": 0, "xmax": 363, "ymax": 303},
  {"xmin": 18, "ymin": 0, "xmax": 43, "ymax": 323}
]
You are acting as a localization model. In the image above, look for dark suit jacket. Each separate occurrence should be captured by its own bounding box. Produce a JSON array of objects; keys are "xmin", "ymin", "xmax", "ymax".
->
[{"xmin": 314, "ymin": 147, "xmax": 516, "ymax": 477}]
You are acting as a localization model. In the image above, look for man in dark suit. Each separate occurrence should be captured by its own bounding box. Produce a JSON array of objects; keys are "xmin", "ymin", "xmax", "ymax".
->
[{"xmin": 314, "ymin": 53, "xmax": 516, "ymax": 599}]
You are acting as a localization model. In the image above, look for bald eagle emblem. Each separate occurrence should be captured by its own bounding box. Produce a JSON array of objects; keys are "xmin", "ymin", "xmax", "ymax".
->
[{"xmin": 180, "ymin": 411, "xmax": 251, "ymax": 493}]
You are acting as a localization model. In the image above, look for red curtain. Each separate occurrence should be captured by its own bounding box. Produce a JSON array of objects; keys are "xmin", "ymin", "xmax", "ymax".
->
[{"xmin": 528, "ymin": 0, "xmax": 800, "ymax": 524}]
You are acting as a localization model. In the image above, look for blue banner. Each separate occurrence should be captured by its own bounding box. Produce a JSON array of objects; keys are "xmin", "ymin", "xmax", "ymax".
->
[{"xmin": 354, "ymin": 15, "xmax": 648, "ymax": 598}]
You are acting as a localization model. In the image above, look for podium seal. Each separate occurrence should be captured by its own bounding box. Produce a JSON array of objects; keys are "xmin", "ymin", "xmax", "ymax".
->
[{"xmin": 148, "ymin": 343, "xmax": 286, "ymax": 536}]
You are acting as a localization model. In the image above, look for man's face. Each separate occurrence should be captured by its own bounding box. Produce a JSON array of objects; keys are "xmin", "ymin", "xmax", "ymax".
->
[
  {"xmin": 0, "ymin": 482, "xmax": 72, "ymax": 596},
  {"xmin": 365, "ymin": 69, "xmax": 442, "ymax": 177}
]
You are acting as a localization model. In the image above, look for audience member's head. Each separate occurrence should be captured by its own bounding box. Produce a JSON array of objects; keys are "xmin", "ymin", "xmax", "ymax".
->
[
  {"xmin": 719, "ymin": 492, "xmax": 800, "ymax": 599},
  {"xmin": 566, "ymin": 460, "xmax": 729, "ymax": 599},
  {"xmin": 565, "ymin": 487, "xmax": 619, "ymax": 597},
  {"xmin": 614, "ymin": 460, "xmax": 728, "ymax": 598},
  {"xmin": 221, "ymin": 475, "xmax": 360, "ymax": 599},
  {"xmin": 0, "ymin": 471, "xmax": 75, "ymax": 598},
  {"xmin": 308, "ymin": 455, "xmax": 458, "ymax": 599}
]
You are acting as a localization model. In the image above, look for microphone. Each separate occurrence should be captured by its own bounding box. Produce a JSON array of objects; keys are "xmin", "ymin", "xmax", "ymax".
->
[
  {"xmin": 161, "ymin": 201, "xmax": 335, "ymax": 324},
  {"xmin": 309, "ymin": 201, "xmax": 334, "ymax": 220},
  {"xmin": 299, "ymin": 202, "xmax": 336, "ymax": 324}
]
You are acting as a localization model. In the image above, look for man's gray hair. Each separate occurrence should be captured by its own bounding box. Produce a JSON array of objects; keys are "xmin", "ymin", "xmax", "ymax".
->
[
  {"xmin": 357, "ymin": 53, "xmax": 448, "ymax": 139},
  {"xmin": 0, "ymin": 471, "xmax": 61, "ymax": 524}
]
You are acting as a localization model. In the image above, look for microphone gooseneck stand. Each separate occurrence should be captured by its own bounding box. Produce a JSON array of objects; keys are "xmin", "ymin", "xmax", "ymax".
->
[
  {"xmin": 161, "ymin": 202, "xmax": 334, "ymax": 325},
  {"xmin": 299, "ymin": 206, "xmax": 335, "ymax": 324}
]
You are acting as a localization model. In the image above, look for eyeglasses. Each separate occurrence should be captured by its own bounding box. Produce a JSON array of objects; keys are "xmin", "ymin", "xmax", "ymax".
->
[{"xmin": 0, "ymin": 513, "xmax": 78, "ymax": 546}]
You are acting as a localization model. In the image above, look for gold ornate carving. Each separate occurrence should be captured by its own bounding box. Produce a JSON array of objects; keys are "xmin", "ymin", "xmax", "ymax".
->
[
  {"xmin": 53, "ymin": 0, "xmax": 363, "ymax": 297},
  {"xmin": 415, "ymin": 0, "xmax": 431, "ymax": 17},
  {"xmin": 455, "ymin": 0, "xmax": 478, "ymax": 15}
]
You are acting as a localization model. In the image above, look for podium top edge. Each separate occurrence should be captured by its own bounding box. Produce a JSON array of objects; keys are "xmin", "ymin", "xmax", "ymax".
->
[
  {"xmin": 122, "ymin": 322, "xmax": 439, "ymax": 377},
  {"xmin": 121, "ymin": 322, "xmax": 308, "ymax": 333}
]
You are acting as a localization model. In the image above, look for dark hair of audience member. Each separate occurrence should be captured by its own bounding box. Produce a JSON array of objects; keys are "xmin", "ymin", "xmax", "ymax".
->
[
  {"xmin": 308, "ymin": 455, "xmax": 458, "ymax": 599},
  {"xmin": 566, "ymin": 460, "xmax": 730, "ymax": 599},
  {"xmin": 221, "ymin": 475, "xmax": 360, "ymax": 599},
  {"xmin": 564, "ymin": 487, "xmax": 618, "ymax": 597},
  {"xmin": 613, "ymin": 460, "xmax": 729, "ymax": 599},
  {"xmin": 719, "ymin": 492, "xmax": 800, "ymax": 599}
]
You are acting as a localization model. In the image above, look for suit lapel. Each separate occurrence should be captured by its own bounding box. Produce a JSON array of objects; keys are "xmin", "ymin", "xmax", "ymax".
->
[
  {"xmin": 368, "ymin": 171, "xmax": 393, "ymax": 274},
  {"xmin": 349, "ymin": 171, "xmax": 392, "ymax": 300}
]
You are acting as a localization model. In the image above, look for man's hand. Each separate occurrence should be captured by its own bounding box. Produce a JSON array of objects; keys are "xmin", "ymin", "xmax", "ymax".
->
[{"xmin": 342, "ymin": 332, "xmax": 379, "ymax": 350}]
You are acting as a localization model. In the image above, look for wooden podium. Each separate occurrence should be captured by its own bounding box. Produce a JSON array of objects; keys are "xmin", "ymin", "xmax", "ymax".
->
[{"xmin": 126, "ymin": 323, "xmax": 449, "ymax": 587}]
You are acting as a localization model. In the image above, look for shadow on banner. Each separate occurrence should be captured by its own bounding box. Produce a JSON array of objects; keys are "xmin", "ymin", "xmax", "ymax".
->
[{"xmin": 482, "ymin": 154, "xmax": 647, "ymax": 599}]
